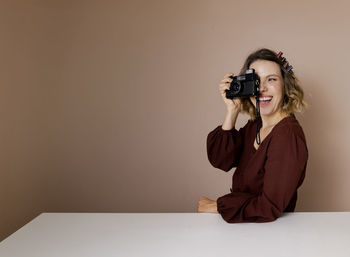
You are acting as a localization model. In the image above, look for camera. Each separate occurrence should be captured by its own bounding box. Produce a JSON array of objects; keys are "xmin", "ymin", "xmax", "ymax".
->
[{"xmin": 225, "ymin": 69, "xmax": 260, "ymax": 99}]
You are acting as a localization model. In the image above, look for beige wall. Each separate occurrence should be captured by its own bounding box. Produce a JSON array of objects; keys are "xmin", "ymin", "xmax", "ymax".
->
[{"xmin": 1, "ymin": 0, "xmax": 350, "ymax": 241}]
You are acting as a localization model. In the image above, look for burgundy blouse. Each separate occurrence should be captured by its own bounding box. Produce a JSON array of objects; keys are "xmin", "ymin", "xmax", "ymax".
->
[{"xmin": 207, "ymin": 115, "xmax": 308, "ymax": 223}]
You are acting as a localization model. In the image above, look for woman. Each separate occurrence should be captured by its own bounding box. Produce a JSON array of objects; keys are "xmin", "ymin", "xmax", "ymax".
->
[{"xmin": 197, "ymin": 48, "xmax": 308, "ymax": 223}]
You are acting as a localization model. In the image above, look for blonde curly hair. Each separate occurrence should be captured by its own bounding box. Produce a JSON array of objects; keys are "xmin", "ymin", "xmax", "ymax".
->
[{"xmin": 239, "ymin": 48, "xmax": 306, "ymax": 120}]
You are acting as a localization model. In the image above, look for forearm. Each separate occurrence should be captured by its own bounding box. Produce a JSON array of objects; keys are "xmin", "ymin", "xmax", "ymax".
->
[{"xmin": 221, "ymin": 110, "xmax": 239, "ymax": 131}]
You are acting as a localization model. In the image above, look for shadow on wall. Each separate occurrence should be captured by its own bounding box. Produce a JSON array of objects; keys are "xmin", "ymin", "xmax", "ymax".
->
[{"xmin": 297, "ymin": 77, "xmax": 338, "ymax": 211}]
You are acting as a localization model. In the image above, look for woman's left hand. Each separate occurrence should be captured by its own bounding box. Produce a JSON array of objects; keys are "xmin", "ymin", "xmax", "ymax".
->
[{"xmin": 197, "ymin": 196, "xmax": 218, "ymax": 213}]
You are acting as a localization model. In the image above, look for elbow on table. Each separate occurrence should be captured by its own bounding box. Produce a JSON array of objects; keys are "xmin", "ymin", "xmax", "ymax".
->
[
  {"xmin": 219, "ymin": 213, "xmax": 279, "ymax": 224},
  {"xmin": 254, "ymin": 214, "xmax": 280, "ymax": 223}
]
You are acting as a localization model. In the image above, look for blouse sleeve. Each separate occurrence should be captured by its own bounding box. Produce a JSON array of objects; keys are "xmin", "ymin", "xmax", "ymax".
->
[
  {"xmin": 216, "ymin": 126, "xmax": 308, "ymax": 223},
  {"xmin": 206, "ymin": 124, "xmax": 247, "ymax": 172}
]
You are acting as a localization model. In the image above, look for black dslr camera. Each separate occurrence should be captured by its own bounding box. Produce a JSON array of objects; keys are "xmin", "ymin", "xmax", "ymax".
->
[{"xmin": 225, "ymin": 69, "xmax": 260, "ymax": 99}]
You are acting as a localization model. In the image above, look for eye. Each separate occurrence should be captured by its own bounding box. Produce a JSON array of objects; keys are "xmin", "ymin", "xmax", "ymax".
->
[{"xmin": 268, "ymin": 78, "xmax": 277, "ymax": 81}]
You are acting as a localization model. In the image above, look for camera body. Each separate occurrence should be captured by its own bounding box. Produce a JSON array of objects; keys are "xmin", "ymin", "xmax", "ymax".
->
[{"xmin": 225, "ymin": 69, "xmax": 260, "ymax": 99}]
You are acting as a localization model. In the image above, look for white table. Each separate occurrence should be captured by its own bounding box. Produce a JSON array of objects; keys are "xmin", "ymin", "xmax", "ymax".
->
[{"xmin": 1, "ymin": 212, "xmax": 349, "ymax": 257}]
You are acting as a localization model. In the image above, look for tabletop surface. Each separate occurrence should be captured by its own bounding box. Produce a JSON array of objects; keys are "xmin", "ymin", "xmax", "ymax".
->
[{"xmin": 1, "ymin": 212, "xmax": 350, "ymax": 257}]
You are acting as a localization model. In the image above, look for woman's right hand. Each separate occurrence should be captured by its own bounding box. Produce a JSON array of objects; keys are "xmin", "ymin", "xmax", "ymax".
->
[{"xmin": 219, "ymin": 73, "xmax": 242, "ymax": 114}]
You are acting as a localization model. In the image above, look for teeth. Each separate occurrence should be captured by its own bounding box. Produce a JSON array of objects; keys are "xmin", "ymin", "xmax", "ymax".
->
[{"xmin": 259, "ymin": 96, "xmax": 272, "ymax": 101}]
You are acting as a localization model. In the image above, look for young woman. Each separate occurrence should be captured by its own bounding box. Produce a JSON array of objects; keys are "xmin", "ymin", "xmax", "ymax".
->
[{"xmin": 198, "ymin": 48, "xmax": 308, "ymax": 223}]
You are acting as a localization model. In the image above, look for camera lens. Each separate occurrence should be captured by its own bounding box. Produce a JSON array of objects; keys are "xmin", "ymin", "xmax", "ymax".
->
[{"xmin": 231, "ymin": 82, "xmax": 241, "ymax": 94}]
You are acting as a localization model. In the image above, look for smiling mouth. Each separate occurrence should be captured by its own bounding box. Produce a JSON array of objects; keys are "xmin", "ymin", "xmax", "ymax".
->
[{"xmin": 259, "ymin": 96, "xmax": 273, "ymax": 103}]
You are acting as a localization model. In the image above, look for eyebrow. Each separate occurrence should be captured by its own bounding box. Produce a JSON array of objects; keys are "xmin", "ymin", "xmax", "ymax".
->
[{"xmin": 266, "ymin": 74, "xmax": 280, "ymax": 77}]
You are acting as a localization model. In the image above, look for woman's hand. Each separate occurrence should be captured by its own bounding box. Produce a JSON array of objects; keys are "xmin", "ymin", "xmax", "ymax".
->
[
  {"xmin": 197, "ymin": 196, "xmax": 218, "ymax": 213},
  {"xmin": 219, "ymin": 73, "xmax": 242, "ymax": 113}
]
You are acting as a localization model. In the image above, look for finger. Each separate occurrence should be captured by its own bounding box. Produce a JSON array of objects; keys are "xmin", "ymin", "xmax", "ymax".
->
[
  {"xmin": 219, "ymin": 83, "xmax": 230, "ymax": 87},
  {"xmin": 219, "ymin": 83, "xmax": 230, "ymax": 91},
  {"xmin": 198, "ymin": 199, "xmax": 204, "ymax": 205},
  {"xmin": 199, "ymin": 196, "xmax": 207, "ymax": 202},
  {"xmin": 219, "ymin": 90, "xmax": 229, "ymax": 96},
  {"xmin": 221, "ymin": 78, "xmax": 232, "ymax": 83},
  {"xmin": 200, "ymin": 196, "xmax": 209, "ymax": 201},
  {"xmin": 223, "ymin": 73, "xmax": 234, "ymax": 78}
]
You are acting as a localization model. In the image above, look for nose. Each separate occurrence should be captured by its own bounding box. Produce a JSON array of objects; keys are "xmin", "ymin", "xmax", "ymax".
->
[{"xmin": 259, "ymin": 80, "xmax": 268, "ymax": 93}]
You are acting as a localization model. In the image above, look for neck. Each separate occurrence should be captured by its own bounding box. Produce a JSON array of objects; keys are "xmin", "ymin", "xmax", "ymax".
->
[{"xmin": 260, "ymin": 111, "xmax": 289, "ymax": 128}]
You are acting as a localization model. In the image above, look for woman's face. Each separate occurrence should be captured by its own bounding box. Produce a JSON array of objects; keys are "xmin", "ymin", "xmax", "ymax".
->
[{"xmin": 249, "ymin": 60, "xmax": 284, "ymax": 118}]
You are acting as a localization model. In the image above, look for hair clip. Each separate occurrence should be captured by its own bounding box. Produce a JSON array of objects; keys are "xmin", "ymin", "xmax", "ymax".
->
[{"xmin": 277, "ymin": 51, "xmax": 293, "ymax": 73}]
